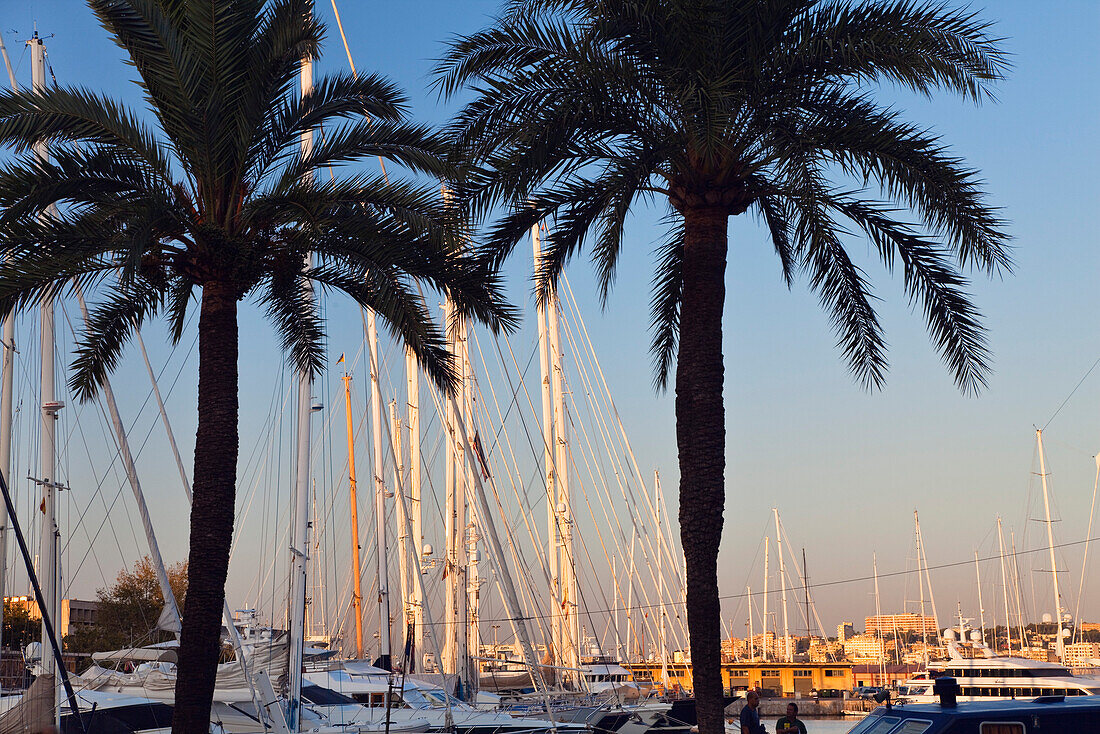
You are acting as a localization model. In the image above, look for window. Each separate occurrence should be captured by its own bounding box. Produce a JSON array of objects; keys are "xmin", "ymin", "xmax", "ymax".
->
[
  {"xmin": 845, "ymin": 716, "xmax": 899, "ymax": 734},
  {"xmin": 762, "ymin": 670, "xmax": 780, "ymax": 677},
  {"xmin": 793, "ymin": 670, "xmax": 812, "ymax": 677},
  {"xmin": 979, "ymin": 724, "xmax": 1024, "ymax": 734},
  {"xmin": 730, "ymin": 670, "xmax": 748, "ymax": 677},
  {"xmin": 893, "ymin": 722, "xmax": 932, "ymax": 734},
  {"xmin": 825, "ymin": 669, "xmax": 844, "ymax": 677}
]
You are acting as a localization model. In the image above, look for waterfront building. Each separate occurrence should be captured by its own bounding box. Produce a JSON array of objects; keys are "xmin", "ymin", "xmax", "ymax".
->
[
  {"xmin": 4, "ymin": 595, "xmax": 98, "ymax": 636},
  {"xmin": 1065, "ymin": 642, "xmax": 1100, "ymax": 667},
  {"xmin": 628, "ymin": 660, "xmax": 854, "ymax": 697},
  {"xmin": 865, "ymin": 613, "xmax": 937, "ymax": 636},
  {"xmin": 1080, "ymin": 622, "xmax": 1100, "ymax": 633},
  {"xmin": 843, "ymin": 633, "xmax": 887, "ymax": 663},
  {"xmin": 837, "ymin": 622, "xmax": 854, "ymax": 642}
]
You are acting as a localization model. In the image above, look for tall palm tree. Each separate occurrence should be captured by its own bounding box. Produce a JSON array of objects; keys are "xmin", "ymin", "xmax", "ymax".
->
[
  {"xmin": 0, "ymin": 1, "xmax": 511, "ymax": 731},
  {"xmin": 437, "ymin": 1, "xmax": 1009, "ymax": 730}
]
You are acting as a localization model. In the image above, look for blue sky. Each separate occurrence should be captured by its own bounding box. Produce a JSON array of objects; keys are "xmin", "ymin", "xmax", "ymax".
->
[{"xmin": 1, "ymin": 0, "xmax": 1099, "ymax": 652}]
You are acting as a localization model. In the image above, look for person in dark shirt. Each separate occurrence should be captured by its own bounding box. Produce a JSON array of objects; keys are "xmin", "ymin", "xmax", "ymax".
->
[
  {"xmin": 776, "ymin": 703, "xmax": 807, "ymax": 734},
  {"xmin": 739, "ymin": 690, "xmax": 765, "ymax": 734}
]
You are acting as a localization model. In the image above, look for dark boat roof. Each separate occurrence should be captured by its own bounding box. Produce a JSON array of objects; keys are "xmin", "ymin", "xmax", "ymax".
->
[{"xmin": 854, "ymin": 696, "xmax": 1100, "ymax": 732}]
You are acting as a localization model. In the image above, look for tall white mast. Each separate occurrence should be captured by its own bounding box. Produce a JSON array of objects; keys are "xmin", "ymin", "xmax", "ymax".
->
[
  {"xmin": 1011, "ymin": 532, "xmax": 1028, "ymax": 650},
  {"xmin": 915, "ymin": 511, "xmax": 929, "ymax": 662},
  {"xmin": 626, "ymin": 533, "xmax": 636, "ymax": 659},
  {"xmin": 1036, "ymin": 429, "xmax": 1065, "ymax": 663},
  {"xmin": 656, "ymin": 471, "xmax": 667, "ymax": 684},
  {"xmin": 763, "ymin": 537, "xmax": 769, "ymax": 662},
  {"xmin": 462, "ymin": 321, "xmax": 480, "ymax": 695},
  {"xmin": 915, "ymin": 511, "xmax": 941, "ymax": 640},
  {"xmin": 286, "ymin": 53, "xmax": 316, "ymax": 732},
  {"xmin": 974, "ymin": 551, "xmax": 986, "ymax": 647},
  {"xmin": 532, "ymin": 224, "xmax": 561, "ymax": 674},
  {"xmin": 874, "ymin": 554, "xmax": 885, "ymax": 682},
  {"xmin": 30, "ymin": 32, "xmax": 62, "ymax": 726},
  {"xmin": 746, "ymin": 586, "xmax": 754, "ymax": 661},
  {"xmin": 406, "ymin": 348, "xmax": 424, "ymax": 666},
  {"xmin": 997, "ymin": 517, "xmax": 1013, "ymax": 653},
  {"xmin": 442, "ymin": 292, "xmax": 468, "ymax": 694},
  {"xmin": 774, "ymin": 509, "xmax": 790, "ymax": 662},
  {"xmin": 0, "ymin": 31, "xmax": 18, "ymax": 675},
  {"xmin": 367, "ymin": 309, "xmax": 391, "ymax": 666},
  {"xmin": 390, "ymin": 402, "xmax": 410, "ymax": 657},
  {"xmin": 544, "ymin": 223, "xmax": 578, "ymax": 677}
]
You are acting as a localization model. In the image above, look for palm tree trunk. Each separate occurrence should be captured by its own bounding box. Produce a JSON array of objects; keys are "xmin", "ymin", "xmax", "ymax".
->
[
  {"xmin": 173, "ymin": 281, "xmax": 239, "ymax": 734},
  {"xmin": 675, "ymin": 206, "xmax": 728, "ymax": 734}
]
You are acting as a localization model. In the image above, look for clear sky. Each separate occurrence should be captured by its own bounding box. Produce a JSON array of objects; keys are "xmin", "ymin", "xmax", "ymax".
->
[{"xmin": 1, "ymin": 0, "xmax": 1099, "ymax": 654}]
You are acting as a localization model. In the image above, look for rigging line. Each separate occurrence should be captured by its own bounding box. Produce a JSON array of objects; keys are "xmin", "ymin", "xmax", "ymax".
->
[
  {"xmin": 557, "ymin": 306, "xmax": 668, "ymax": 626},
  {"xmin": 1074, "ymin": 458, "xmax": 1100, "ymax": 644},
  {"xmin": 561, "ymin": 275, "xmax": 686, "ymax": 600},
  {"xmin": 1043, "ymin": 354, "xmax": 1100, "ymax": 431},
  {"xmin": 467, "ymin": 331, "xmax": 554, "ymax": 634}
]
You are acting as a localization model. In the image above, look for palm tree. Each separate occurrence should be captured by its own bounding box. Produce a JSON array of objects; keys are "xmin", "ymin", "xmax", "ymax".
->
[
  {"xmin": 0, "ymin": 1, "xmax": 511, "ymax": 731},
  {"xmin": 436, "ymin": 1, "xmax": 1009, "ymax": 730}
]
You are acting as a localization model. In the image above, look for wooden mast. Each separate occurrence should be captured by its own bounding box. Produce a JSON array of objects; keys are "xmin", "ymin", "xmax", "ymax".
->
[{"xmin": 342, "ymin": 366, "xmax": 365, "ymax": 659}]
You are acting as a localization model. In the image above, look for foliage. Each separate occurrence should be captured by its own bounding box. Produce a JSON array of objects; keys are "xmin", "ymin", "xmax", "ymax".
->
[
  {"xmin": 437, "ymin": 1, "xmax": 1010, "ymax": 731},
  {"xmin": 3, "ymin": 601, "xmax": 38, "ymax": 651},
  {"xmin": 0, "ymin": 1, "xmax": 513, "ymax": 729},
  {"xmin": 65, "ymin": 556, "xmax": 187, "ymax": 654}
]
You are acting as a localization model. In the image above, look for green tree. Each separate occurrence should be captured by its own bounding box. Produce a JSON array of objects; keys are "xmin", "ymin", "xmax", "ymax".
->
[
  {"xmin": 65, "ymin": 556, "xmax": 188, "ymax": 654},
  {"xmin": 0, "ymin": 1, "xmax": 510, "ymax": 730},
  {"xmin": 3, "ymin": 601, "xmax": 38, "ymax": 652},
  {"xmin": 437, "ymin": 1, "xmax": 1009, "ymax": 730}
]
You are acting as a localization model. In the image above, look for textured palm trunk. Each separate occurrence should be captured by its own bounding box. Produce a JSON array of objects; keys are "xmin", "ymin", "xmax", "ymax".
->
[
  {"xmin": 172, "ymin": 282, "xmax": 239, "ymax": 734},
  {"xmin": 675, "ymin": 206, "xmax": 728, "ymax": 734}
]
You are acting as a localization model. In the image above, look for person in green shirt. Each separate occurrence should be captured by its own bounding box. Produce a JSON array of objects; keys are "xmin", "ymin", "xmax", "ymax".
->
[{"xmin": 776, "ymin": 703, "xmax": 807, "ymax": 734}]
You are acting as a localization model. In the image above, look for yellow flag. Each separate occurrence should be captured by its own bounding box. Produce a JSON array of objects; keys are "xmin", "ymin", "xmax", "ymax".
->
[{"xmin": 336, "ymin": 353, "xmax": 345, "ymax": 364}]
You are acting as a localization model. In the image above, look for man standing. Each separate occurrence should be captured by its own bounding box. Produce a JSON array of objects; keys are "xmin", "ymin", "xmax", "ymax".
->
[
  {"xmin": 776, "ymin": 703, "xmax": 807, "ymax": 734},
  {"xmin": 739, "ymin": 690, "xmax": 765, "ymax": 734}
]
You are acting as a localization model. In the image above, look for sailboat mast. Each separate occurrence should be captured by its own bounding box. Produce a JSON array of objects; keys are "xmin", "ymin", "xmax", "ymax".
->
[
  {"xmin": 286, "ymin": 53, "xmax": 317, "ymax": 732},
  {"xmin": 997, "ymin": 518, "xmax": 1013, "ymax": 653},
  {"xmin": 916, "ymin": 511, "xmax": 941, "ymax": 641},
  {"xmin": 391, "ymin": 402, "xmax": 411, "ymax": 659},
  {"xmin": 0, "ymin": 32, "xmax": 16, "ymax": 673},
  {"xmin": 747, "ymin": 586, "xmax": 754, "ymax": 661},
  {"xmin": 533, "ymin": 224, "xmax": 562, "ymax": 672},
  {"xmin": 367, "ymin": 309, "xmax": 391, "ymax": 665},
  {"xmin": 342, "ymin": 369, "xmax": 365, "ymax": 659},
  {"xmin": 30, "ymin": 32, "xmax": 61, "ymax": 725},
  {"xmin": 874, "ymin": 554, "xmax": 884, "ymax": 683},
  {"xmin": 657, "ymin": 471, "xmax": 667, "ymax": 685},
  {"xmin": 763, "ymin": 537, "xmax": 769, "ymax": 662},
  {"xmin": 1036, "ymin": 429, "xmax": 1065, "ymax": 663},
  {"xmin": 915, "ymin": 511, "xmax": 929, "ymax": 660},
  {"xmin": 545, "ymin": 231, "xmax": 577, "ymax": 677},
  {"xmin": 462, "ymin": 321, "xmax": 480, "ymax": 695},
  {"xmin": 974, "ymin": 551, "xmax": 987, "ymax": 646},
  {"xmin": 405, "ymin": 348, "xmax": 424, "ymax": 668},
  {"xmin": 442, "ymin": 291, "xmax": 468, "ymax": 693},
  {"xmin": 774, "ymin": 509, "xmax": 790, "ymax": 662}
]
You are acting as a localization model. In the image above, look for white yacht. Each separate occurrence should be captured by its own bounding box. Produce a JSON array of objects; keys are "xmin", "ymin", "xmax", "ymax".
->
[
  {"xmin": 304, "ymin": 661, "xmax": 586, "ymax": 734},
  {"xmin": 897, "ymin": 656, "xmax": 1100, "ymax": 702}
]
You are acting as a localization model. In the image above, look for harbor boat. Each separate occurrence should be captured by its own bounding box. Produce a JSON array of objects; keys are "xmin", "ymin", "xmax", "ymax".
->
[
  {"xmin": 304, "ymin": 661, "xmax": 585, "ymax": 734},
  {"xmin": 849, "ymin": 677, "xmax": 1100, "ymax": 734},
  {"xmin": 895, "ymin": 656, "xmax": 1100, "ymax": 702}
]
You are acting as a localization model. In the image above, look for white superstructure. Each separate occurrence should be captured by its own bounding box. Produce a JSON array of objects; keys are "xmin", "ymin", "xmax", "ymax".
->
[{"xmin": 897, "ymin": 656, "xmax": 1100, "ymax": 702}]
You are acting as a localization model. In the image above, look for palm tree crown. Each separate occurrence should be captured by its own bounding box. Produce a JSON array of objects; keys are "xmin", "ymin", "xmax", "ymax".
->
[
  {"xmin": 440, "ymin": 0, "xmax": 1010, "ymax": 389},
  {"xmin": 437, "ymin": 2, "xmax": 1009, "ymax": 733},
  {"xmin": 0, "ymin": 1, "xmax": 511, "ymax": 732}
]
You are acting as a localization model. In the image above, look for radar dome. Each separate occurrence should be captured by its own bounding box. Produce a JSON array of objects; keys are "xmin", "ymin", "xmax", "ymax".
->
[
  {"xmin": 943, "ymin": 629, "xmax": 957, "ymax": 641},
  {"xmin": 970, "ymin": 631, "xmax": 982, "ymax": 642},
  {"xmin": 1042, "ymin": 613, "xmax": 1053, "ymax": 624}
]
